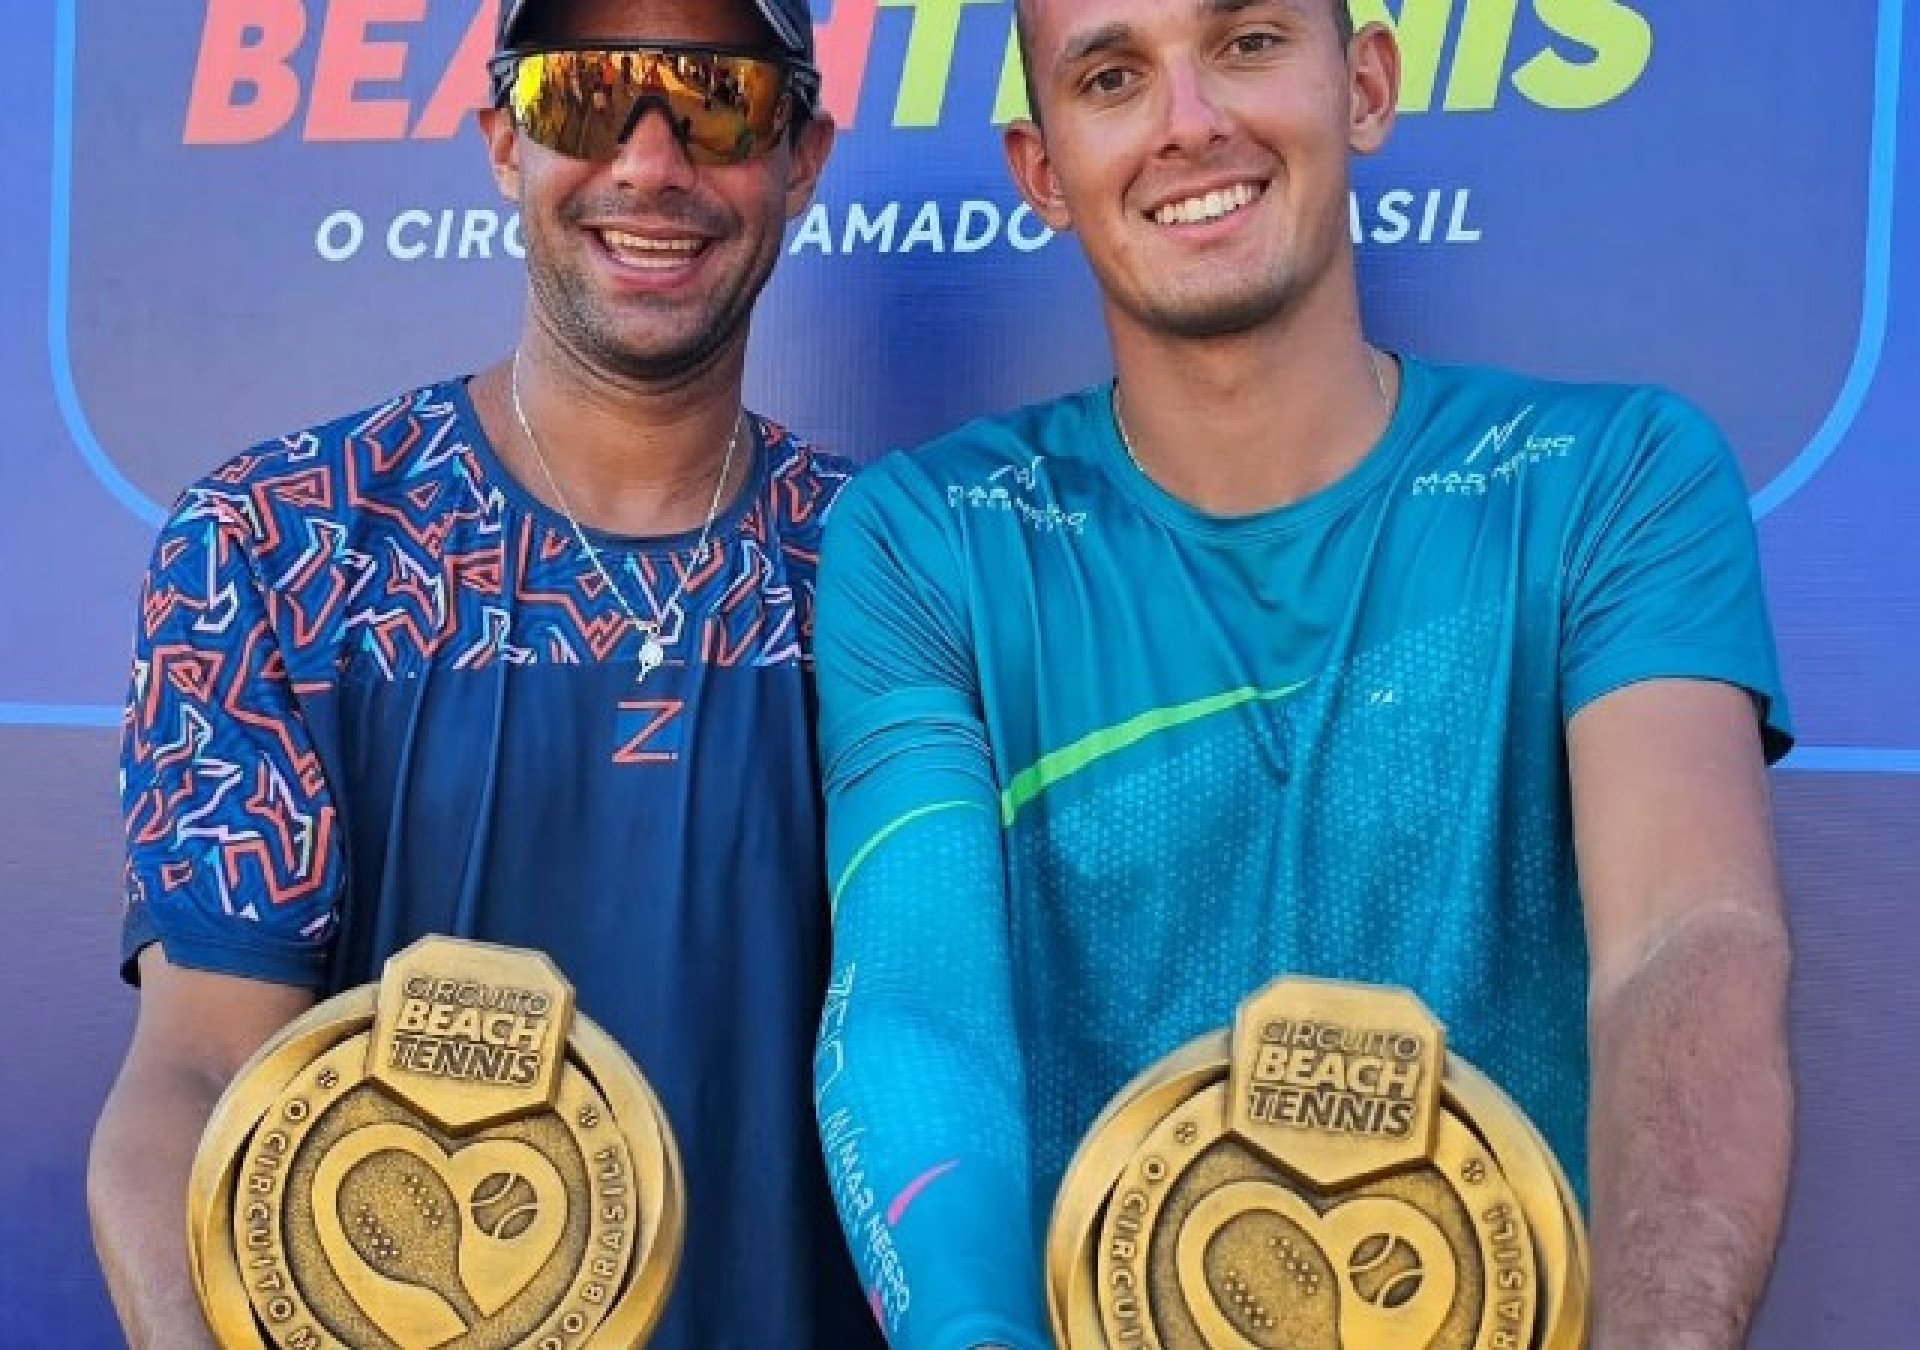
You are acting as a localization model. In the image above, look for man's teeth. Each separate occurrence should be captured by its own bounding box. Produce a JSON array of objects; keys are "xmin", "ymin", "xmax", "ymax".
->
[
  {"xmin": 600, "ymin": 229, "xmax": 704, "ymax": 265},
  {"xmin": 1152, "ymin": 182, "xmax": 1263, "ymax": 227}
]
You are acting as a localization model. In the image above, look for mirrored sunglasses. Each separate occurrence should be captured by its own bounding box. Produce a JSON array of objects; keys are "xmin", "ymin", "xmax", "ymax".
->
[{"xmin": 490, "ymin": 43, "xmax": 809, "ymax": 166}]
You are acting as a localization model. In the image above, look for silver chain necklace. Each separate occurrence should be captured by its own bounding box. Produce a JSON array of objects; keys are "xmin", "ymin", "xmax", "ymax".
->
[
  {"xmin": 509, "ymin": 350, "xmax": 743, "ymax": 685},
  {"xmin": 1112, "ymin": 346, "xmax": 1392, "ymax": 475}
]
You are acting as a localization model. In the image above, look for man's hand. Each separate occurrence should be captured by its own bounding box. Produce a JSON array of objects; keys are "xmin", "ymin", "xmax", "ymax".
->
[
  {"xmin": 89, "ymin": 948, "xmax": 313, "ymax": 1349},
  {"xmin": 1570, "ymin": 679, "xmax": 1793, "ymax": 1350}
]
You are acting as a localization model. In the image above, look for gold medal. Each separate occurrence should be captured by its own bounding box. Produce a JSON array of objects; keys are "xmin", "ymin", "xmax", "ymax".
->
[
  {"xmin": 189, "ymin": 937, "xmax": 683, "ymax": 1349},
  {"xmin": 1048, "ymin": 977, "xmax": 1587, "ymax": 1349}
]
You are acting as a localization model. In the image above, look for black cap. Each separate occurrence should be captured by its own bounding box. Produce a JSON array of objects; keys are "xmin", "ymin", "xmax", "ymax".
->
[{"xmin": 496, "ymin": 0, "xmax": 816, "ymax": 65}]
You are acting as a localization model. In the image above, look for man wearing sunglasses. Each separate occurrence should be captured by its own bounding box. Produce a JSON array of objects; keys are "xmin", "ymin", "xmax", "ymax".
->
[{"xmin": 91, "ymin": 2, "xmax": 882, "ymax": 1347}]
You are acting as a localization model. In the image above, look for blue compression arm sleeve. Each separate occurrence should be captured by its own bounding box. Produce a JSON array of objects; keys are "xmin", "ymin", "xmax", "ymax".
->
[{"xmin": 812, "ymin": 463, "xmax": 1049, "ymax": 1350}]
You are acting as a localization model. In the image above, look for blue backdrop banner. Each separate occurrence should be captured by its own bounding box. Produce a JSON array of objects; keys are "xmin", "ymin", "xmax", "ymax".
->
[{"xmin": 0, "ymin": 2, "xmax": 1914, "ymax": 1344}]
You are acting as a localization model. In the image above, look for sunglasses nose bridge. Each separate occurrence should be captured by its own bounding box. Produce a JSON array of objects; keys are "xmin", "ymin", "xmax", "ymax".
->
[
  {"xmin": 616, "ymin": 95, "xmax": 673, "ymax": 145},
  {"xmin": 610, "ymin": 96, "xmax": 701, "ymax": 180}
]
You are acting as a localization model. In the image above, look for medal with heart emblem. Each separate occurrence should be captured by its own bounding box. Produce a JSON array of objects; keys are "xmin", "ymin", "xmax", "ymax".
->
[
  {"xmin": 1049, "ymin": 977, "xmax": 1588, "ymax": 1350},
  {"xmin": 188, "ymin": 937, "xmax": 683, "ymax": 1349}
]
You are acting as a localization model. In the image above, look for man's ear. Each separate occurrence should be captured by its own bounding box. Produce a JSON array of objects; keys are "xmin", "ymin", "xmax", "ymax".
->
[
  {"xmin": 1347, "ymin": 21, "xmax": 1402, "ymax": 156},
  {"xmin": 784, "ymin": 112, "xmax": 838, "ymax": 220},
  {"xmin": 1003, "ymin": 118, "xmax": 1072, "ymax": 232},
  {"xmin": 478, "ymin": 106, "xmax": 522, "ymax": 200}
]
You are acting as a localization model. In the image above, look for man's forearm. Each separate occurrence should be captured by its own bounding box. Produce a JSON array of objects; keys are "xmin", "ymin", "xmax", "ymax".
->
[
  {"xmin": 89, "ymin": 1064, "xmax": 223, "ymax": 1350},
  {"xmin": 1588, "ymin": 906, "xmax": 1793, "ymax": 1349}
]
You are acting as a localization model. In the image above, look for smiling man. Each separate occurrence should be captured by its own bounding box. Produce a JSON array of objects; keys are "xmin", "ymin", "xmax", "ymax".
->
[
  {"xmin": 89, "ymin": 2, "xmax": 882, "ymax": 1347},
  {"xmin": 812, "ymin": 1, "xmax": 1794, "ymax": 1347}
]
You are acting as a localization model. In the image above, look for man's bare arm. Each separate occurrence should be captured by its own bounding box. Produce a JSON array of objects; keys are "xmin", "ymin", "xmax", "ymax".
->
[
  {"xmin": 89, "ymin": 947, "xmax": 314, "ymax": 1350},
  {"xmin": 1569, "ymin": 679, "xmax": 1793, "ymax": 1350}
]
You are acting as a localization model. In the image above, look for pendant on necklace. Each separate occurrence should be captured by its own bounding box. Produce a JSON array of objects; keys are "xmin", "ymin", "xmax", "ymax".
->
[{"xmin": 637, "ymin": 634, "xmax": 666, "ymax": 681}]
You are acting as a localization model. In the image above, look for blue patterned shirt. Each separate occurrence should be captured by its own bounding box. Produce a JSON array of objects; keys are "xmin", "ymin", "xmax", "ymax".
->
[{"xmin": 121, "ymin": 379, "xmax": 881, "ymax": 1350}]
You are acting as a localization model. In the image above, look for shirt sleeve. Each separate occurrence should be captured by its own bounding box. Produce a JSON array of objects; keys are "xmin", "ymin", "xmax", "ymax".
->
[
  {"xmin": 813, "ymin": 461, "xmax": 1050, "ymax": 1350},
  {"xmin": 1560, "ymin": 390, "xmax": 1793, "ymax": 761},
  {"xmin": 119, "ymin": 487, "xmax": 345, "ymax": 988}
]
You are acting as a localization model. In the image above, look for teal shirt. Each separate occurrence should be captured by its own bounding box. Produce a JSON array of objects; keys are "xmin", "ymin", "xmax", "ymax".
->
[{"xmin": 813, "ymin": 357, "xmax": 1790, "ymax": 1350}]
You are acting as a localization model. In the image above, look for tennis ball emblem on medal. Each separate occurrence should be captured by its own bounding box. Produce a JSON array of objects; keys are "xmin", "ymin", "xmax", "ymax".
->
[
  {"xmin": 1049, "ymin": 977, "xmax": 1590, "ymax": 1349},
  {"xmin": 188, "ymin": 937, "xmax": 683, "ymax": 1348}
]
